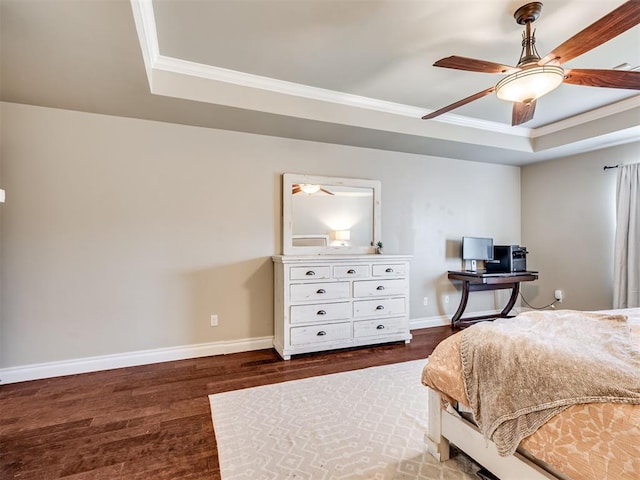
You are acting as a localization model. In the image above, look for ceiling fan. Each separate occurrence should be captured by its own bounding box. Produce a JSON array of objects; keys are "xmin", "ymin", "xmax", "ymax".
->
[
  {"xmin": 292, "ymin": 183, "xmax": 335, "ymax": 195},
  {"xmin": 422, "ymin": 1, "xmax": 640, "ymax": 126}
]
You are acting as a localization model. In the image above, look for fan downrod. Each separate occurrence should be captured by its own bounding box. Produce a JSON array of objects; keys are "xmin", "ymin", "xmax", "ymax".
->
[{"xmin": 514, "ymin": 2, "xmax": 543, "ymax": 25}]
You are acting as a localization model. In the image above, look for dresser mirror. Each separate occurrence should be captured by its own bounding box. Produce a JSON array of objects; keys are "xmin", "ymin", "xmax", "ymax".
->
[{"xmin": 282, "ymin": 173, "xmax": 381, "ymax": 255}]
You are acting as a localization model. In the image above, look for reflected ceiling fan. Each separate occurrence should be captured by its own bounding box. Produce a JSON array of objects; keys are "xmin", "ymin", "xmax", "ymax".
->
[
  {"xmin": 292, "ymin": 183, "xmax": 335, "ymax": 195},
  {"xmin": 422, "ymin": 1, "xmax": 640, "ymax": 126}
]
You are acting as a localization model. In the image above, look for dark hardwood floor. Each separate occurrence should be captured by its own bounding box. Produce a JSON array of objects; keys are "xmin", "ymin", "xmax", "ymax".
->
[{"xmin": 0, "ymin": 326, "xmax": 453, "ymax": 479}]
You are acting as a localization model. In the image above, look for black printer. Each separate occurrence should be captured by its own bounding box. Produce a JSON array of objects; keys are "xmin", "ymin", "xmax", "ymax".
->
[{"xmin": 486, "ymin": 245, "xmax": 528, "ymax": 272}]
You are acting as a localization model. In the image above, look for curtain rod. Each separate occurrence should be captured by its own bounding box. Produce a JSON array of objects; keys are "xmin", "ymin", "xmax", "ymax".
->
[{"xmin": 603, "ymin": 164, "xmax": 619, "ymax": 171}]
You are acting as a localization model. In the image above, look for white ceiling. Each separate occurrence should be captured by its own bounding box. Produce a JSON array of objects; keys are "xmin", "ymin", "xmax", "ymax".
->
[{"xmin": 2, "ymin": 0, "xmax": 639, "ymax": 165}]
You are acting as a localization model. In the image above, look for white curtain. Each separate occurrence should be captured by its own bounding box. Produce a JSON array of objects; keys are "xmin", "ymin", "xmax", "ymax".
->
[{"xmin": 613, "ymin": 163, "xmax": 640, "ymax": 308}]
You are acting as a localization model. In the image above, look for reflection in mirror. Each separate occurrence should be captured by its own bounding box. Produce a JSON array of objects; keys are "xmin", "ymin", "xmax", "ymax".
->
[
  {"xmin": 283, "ymin": 174, "xmax": 381, "ymax": 255},
  {"xmin": 291, "ymin": 185, "xmax": 373, "ymax": 247}
]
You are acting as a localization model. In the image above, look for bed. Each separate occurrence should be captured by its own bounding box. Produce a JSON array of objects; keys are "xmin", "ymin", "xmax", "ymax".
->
[{"xmin": 422, "ymin": 308, "xmax": 640, "ymax": 480}]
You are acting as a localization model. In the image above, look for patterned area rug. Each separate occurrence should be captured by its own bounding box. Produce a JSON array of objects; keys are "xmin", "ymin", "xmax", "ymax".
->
[{"xmin": 209, "ymin": 360, "xmax": 481, "ymax": 479}]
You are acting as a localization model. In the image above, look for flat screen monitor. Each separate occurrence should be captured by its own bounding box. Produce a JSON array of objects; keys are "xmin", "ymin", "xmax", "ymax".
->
[{"xmin": 462, "ymin": 236, "xmax": 494, "ymax": 261}]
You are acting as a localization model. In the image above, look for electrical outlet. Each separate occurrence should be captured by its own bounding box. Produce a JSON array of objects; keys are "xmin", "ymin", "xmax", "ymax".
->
[
  {"xmin": 210, "ymin": 314, "xmax": 219, "ymax": 327},
  {"xmin": 423, "ymin": 296, "xmax": 429, "ymax": 306},
  {"xmin": 554, "ymin": 290, "xmax": 563, "ymax": 303}
]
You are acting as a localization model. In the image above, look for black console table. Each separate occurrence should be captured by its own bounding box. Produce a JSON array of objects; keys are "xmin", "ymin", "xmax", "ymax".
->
[{"xmin": 447, "ymin": 270, "xmax": 538, "ymax": 329}]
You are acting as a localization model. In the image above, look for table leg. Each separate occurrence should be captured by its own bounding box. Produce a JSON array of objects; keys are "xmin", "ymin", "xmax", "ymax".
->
[
  {"xmin": 499, "ymin": 282, "xmax": 520, "ymax": 317},
  {"xmin": 451, "ymin": 280, "xmax": 470, "ymax": 327}
]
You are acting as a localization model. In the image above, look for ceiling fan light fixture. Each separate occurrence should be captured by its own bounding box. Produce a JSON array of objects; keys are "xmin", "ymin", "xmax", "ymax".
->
[
  {"xmin": 299, "ymin": 183, "xmax": 321, "ymax": 194},
  {"xmin": 495, "ymin": 65, "xmax": 565, "ymax": 104}
]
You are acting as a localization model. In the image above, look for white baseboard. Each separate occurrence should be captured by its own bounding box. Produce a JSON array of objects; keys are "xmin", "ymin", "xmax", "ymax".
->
[
  {"xmin": 0, "ymin": 336, "xmax": 274, "ymax": 385},
  {"xmin": 410, "ymin": 309, "xmax": 502, "ymax": 330},
  {"xmin": 410, "ymin": 315, "xmax": 451, "ymax": 329},
  {"xmin": 1, "ymin": 309, "xmax": 505, "ymax": 385}
]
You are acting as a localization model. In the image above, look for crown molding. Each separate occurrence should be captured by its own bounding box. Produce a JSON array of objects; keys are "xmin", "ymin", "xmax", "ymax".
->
[
  {"xmin": 153, "ymin": 55, "xmax": 428, "ymax": 117},
  {"xmin": 531, "ymin": 95, "xmax": 640, "ymax": 138},
  {"xmin": 130, "ymin": 0, "xmax": 159, "ymax": 85},
  {"xmin": 439, "ymin": 112, "xmax": 530, "ymax": 137},
  {"xmin": 534, "ymin": 125, "xmax": 640, "ymax": 159},
  {"xmin": 153, "ymin": 54, "xmax": 530, "ymax": 137}
]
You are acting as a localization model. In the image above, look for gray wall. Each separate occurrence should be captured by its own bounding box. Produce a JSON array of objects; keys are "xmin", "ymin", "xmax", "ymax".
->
[
  {"xmin": 1, "ymin": 102, "xmax": 521, "ymax": 369},
  {"xmin": 521, "ymin": 142, "xmax": 640, "ymax": 310}
]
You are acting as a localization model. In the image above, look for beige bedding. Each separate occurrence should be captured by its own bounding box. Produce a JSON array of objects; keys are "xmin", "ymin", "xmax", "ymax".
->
[{"xmin": 422, "ymin": 308, "xmax": 640, "ymax": 480}]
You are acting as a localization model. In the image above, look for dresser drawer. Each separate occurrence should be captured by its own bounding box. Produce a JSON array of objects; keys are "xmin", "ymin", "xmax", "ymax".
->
[
  {"xmin": 353, "ymin": 317, "xmax": 407, "ymax": 338},
  {"xmin": 290, "ymin": 282, "xmax": 350, "ymax": 302},
  {"xmin": 290, "ymin": 302, "xmax": 351, "ymax": 324},
  {"xmin": 353, "ymin": 297, "xmax": 406, "ymax": 318},
  {"xmin": 372, "ymin": 263, "xmax": 406, "ymax": 277},
  {"xmin": 290, "ymin": 322, "xmax": 351, "ymax": 346},
  {"xmin": 353, "ymin": 279, "xmax": 407, "ymax": 297},
  {"xmin": 333, "ymin": 265, "xmax": 370, "ymax": 279},
  {"xmin": 290, "ymin": 266, "xmax": 331, "ymax": 281}
]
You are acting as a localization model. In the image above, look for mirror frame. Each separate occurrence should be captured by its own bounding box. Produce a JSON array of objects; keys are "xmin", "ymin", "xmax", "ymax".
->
[{"xmin": 282, "ymin": 173, "xmax": 381, "ymax": 255}]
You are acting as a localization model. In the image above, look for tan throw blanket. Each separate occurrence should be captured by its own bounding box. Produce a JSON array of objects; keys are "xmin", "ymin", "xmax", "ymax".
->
[{"xmin": 461, "ymin": 309, "xmax": 640, "ymax": 456}]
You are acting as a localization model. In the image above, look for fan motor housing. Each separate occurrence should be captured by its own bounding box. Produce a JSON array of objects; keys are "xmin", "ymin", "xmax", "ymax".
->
[{"xmin": 514, "ymin": 2, "xmax": 543, "ymax": 25}]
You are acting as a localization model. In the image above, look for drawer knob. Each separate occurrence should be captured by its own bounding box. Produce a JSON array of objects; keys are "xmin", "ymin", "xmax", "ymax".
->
[
  {"xmin": 376, "ymin": 285, "xmax": 385, "ymax": 291},
  {"xmin": 385, "ymin": 268, "xmax": 394, "ymax": 273},
  {"xmin": 376, "ymin": 305, "xmax": 385, "ymax": 310},
  {"xmin": 317, "ymin": 310, "xmax": 327, "ymax": 316},
  {"xmin": 376, "ymin": 324, "xmax": 385, "ymax": 330},
  {"xmin": 316, "ymin": 289, "xmax": 326, "ymax": 294},
  {"xmin": 347, "ymin": 269, "xmax": 356, "ymax": 274},
  {"xmin": 317, "ymin": 330, "xmax": 327, "ymax": 336},
  {"xmin": 305, "ymin": 270, "xmax": 316, "ymax": 276}
]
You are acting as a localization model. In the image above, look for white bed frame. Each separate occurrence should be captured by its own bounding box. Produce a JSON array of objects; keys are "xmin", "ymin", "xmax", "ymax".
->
[{"xmin": 425, "ymin": 388, "xmax": 567, "ymax": 480}]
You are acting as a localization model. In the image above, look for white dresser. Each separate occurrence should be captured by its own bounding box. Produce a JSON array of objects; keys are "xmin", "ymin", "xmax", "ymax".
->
[{"xmin": 272, "ymin": 255, "xmax": 412, "ymax": 360}]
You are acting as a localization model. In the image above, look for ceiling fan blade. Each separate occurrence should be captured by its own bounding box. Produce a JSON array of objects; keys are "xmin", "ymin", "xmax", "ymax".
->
[
  {"xmin": 563, "ymin": 69, "xmax": 640, "ymax": 90},
  {"xmin": 422, "ymin": 86, "xmax": 496, "ymax": 120},
  {"xmin": 512, "ymin": 100, "xmax": 537, "ymax": 126},
  {"xmin": 434, "ymin": 56, "xmax": 518, "ymax": 74},
  {"xmin": 319, "ymin": 187, "xmax": 335, "ymax": 195},
  {"xmin": 539, "ymin": 1, "xmax": 640, "ymax": 66}
]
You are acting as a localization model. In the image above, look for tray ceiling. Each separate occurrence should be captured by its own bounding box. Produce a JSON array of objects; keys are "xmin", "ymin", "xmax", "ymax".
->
[{"xmin": 2, "ymin": 0, "xmax": 638, "ymax": 165}]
